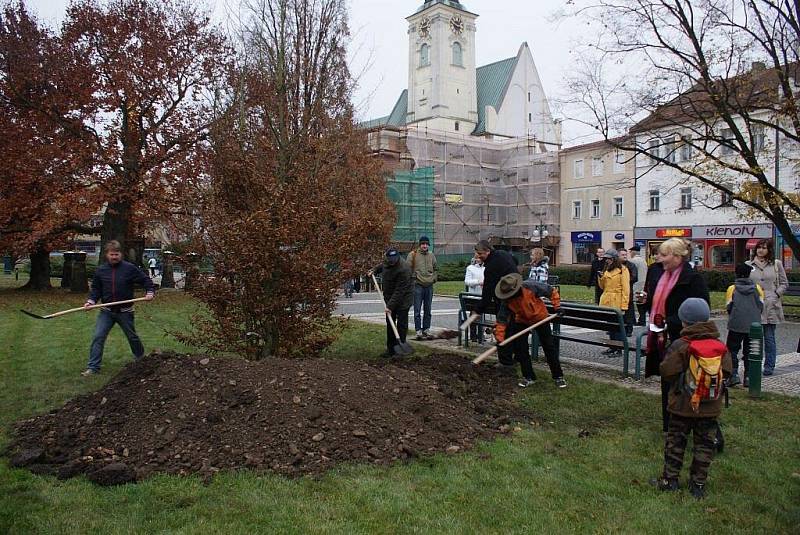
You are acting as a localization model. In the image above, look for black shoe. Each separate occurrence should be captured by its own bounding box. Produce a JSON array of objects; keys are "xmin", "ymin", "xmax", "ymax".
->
[
  {"xmin": 688, "ymin": 480, "xmax": 705, "ymax": 499},
  {"xmin": 743, "ymin": 376, "xmax": 749, "ymax": 388},
  {"xmin": 763, "ymin": 368, "xmax": 774, "ymax": 376},
  {"xmin": 554, "ymin": 377, "xmax": 567, "ymax": 389},
  {"xmin": 649, "ymin": 477, "xmax": 679, "ymax": 492}
]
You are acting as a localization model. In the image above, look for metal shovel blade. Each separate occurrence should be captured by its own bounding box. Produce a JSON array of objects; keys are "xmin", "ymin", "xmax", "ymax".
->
[{"xmin": 393, "ymin": 340, "xmax": 414, "ymax": 356}]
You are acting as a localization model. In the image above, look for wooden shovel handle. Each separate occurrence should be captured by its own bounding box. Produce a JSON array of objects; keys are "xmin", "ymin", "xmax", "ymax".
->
[
  {"xmin": 48, "ymin": 297, "xmax": 151, "ymax": 318},
  {"xmin": 460, "ymin": 312, "xmax": 480, "ymax": 331},
  {"xmin": 370, "ymin": 273, "xmax": 403, "ymax": 340},
  {"xmin": 471, "ymin": 313, "xmax": 558, "ymax": 365}
]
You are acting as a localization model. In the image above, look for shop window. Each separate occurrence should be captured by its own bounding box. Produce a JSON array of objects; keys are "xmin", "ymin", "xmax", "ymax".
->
[
  {"xmin": 649, "ymin": 190, "xmax": 660, "ymax": 211},
  {"xmin": 420, "ymin": 44, "xmax": 430, "ymax": 66},
  {"xmin": 452, "ymin": 42, "xmax": 463, "ymax": 66},
  {"xmin": 711, "ymin": 244, "xmax": 734, "ymax": 266},
  {"xmin": 573, "ymin": 159, "xmax": 584, "ymax": 179},
  {"xmin": 574, "ymin": 242, "xmax": 601, "ymax": 264},
  {"xmin": 614, "ymin": 196, "xmax": 624, "ymax": 217},
  {"xmin": 680, "ymin": 187, "xmax": 692, "ymax": 210},
  {"xmin": 591, "ymin": 157, "xmax": 603, "ymax": 177},
  {"xmin": 591, "ymin": 199, "xmax": 600, "ymax": 218},
  {"xmin": 572, "ymin": 200, "xmax": 582, "ymax": 219}
]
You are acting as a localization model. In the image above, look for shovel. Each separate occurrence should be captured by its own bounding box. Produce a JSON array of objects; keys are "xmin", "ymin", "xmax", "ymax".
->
[
  {"xmin": 370, "ymin": 273, "xmax": 413, "ymax": 356},
  {"xmin": 21, "ymin": 297, "xmax": 151, "ymax": 320},
  {"xmin": 472, "ymin": 313, "xmax": 558, "ymax": 365}
]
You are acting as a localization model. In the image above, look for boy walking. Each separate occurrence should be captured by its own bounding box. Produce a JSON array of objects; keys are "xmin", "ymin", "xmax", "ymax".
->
[
  {"xmin": 653, "ymin": 298, "xmax": 732, "ymax": 499},
  {"xmin": 494, "ymin": 273, "xmax": 567, "ymax": 389},
  {"xmin": 725, "ymin": 263, "xmax": 764, "ymax": 387}
]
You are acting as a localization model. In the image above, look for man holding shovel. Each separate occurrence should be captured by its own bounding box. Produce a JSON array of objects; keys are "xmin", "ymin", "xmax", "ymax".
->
[
  {"xmin": 81, "ymin": 240, "xmax": 155, "ymax": 376},
  {"xmin": 494, "ymin": 273, "xmax": 567, "ymax": 389},
  {"xmin": 370, "ymin": 248, "xmax": 414, "ymax": 358}
]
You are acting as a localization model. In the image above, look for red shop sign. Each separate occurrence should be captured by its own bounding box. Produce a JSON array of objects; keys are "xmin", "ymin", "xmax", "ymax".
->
[{"xmin": 656, "ymin": 228, "xmax": 692, "ymax": 238}]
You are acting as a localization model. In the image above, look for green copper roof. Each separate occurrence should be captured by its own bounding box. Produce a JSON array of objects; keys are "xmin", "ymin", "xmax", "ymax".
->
[
  {"xmin": 473, "ymin": 56, "xmax": 517, "ymax": 135},
  {"xmin": 415, "ymin": 1, "xmax": 467, "ymax": 14},
  {"xmin": 386, "ymin": 90, "xmax": 408, "ymax": 126}
]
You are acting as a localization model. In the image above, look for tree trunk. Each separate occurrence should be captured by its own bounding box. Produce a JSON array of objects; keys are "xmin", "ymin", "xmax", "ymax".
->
[
  {"xmin": 22, "ymin": 245, "xmax": 51, "ymax": 290},
  {"xmin": 101, "ymin": 201, "xmax": 130, "ymax": 260}
]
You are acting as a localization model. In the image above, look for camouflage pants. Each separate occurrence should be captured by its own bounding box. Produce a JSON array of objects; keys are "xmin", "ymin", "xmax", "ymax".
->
[{"xmin": 662, "ymin": 414, "xmax": 718, "ymax": 485}]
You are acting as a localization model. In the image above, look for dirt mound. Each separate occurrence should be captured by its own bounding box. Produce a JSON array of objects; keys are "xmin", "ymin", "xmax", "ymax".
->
[{"xmin": 7, "ymin": 351, "xmax": 532, "ymax": 484}]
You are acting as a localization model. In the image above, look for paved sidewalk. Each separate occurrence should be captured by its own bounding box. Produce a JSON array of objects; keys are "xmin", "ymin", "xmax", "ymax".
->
[{"xmin": 337, "ymin": 292, "xmax": 800, "ymax": 398}]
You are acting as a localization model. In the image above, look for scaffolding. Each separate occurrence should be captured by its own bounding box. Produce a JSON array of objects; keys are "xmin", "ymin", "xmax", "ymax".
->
[{"xmin": 387, "ymin": 167, "xmax": 435, "ymax": 246}]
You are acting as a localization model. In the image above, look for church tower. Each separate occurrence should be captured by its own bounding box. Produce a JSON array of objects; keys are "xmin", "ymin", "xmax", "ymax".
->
[{"xmin": 406, "ymin": 0, "xmax": 478, "ymax": 134}]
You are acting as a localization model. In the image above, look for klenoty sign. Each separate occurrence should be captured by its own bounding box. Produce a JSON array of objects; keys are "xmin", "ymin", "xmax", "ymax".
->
[{"xmin": 696, "ymin": 224, "xmax": 772, "ymax": 238}]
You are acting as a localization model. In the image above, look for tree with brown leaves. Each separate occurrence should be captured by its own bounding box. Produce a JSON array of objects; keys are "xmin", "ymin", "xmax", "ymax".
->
[{"xmin": 182, "ymin": 0, "xmax": 395, "ymax": 358}]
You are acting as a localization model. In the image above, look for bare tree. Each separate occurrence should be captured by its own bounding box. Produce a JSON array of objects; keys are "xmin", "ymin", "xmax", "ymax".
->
[{"xmin": 564, "ymin": 0, "xmax": 800, "ymax": 261}]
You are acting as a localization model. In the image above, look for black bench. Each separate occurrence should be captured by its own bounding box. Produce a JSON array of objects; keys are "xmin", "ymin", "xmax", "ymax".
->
[
  {"xmin": 531, "ymin": 301, "xmax": 632, "ymax": 376},
  {"xmin": 785, "ymin": 282, "xmax": 800, "ymax": 311},
  {"xmin": 457, "ymin": 293, "xmax": 497, "ymax": 347}
]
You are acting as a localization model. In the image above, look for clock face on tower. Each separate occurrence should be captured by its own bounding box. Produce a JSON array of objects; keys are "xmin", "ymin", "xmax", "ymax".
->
[
  {"xmin": 449, "ymin": 15, "xmax": 463, "ymax": 34},
  {"xmin": 419, "ymin": 17, "xmax": 431, "ymax": 38}
]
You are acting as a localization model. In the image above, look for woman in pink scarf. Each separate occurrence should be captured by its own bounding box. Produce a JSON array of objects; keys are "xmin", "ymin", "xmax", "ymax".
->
[{"xmin": 641, "ymin": 238, "xmax": 710, "ymax": 432}]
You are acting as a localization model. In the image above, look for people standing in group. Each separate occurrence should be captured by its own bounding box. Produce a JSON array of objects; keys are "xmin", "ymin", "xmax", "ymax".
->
[
  {"xmin": 408, "ymin": 236, "xmax": 438, "ymax": 340},
  {"xmin": 528, "ymin": 247, "xmax": 549, "ymax": 283},
  {"xmin": 642, "ymin": 238, "xmax": 710, "ymax": 432},
  {"xmin": 619, "ymin": 248, "xmax": 638, "ymax": 337},
  {"xmin": 652, "ymin": 298, "xmax": 732, "ymax": 500},
  {"xmin": 464, "ymin": 254, "xmax": 485, "ymax": 343},
  {"xmin": 474, "ymin": 240, "xmax": 519, "ymax": 369},
  {"xmin": 82, "ymin": 240, "xmax": 155, "ymax": 376},
  {"xmin": 494, "ymin": 273, "xmax": 567, "ymax": 389},
  {"xmin": 629, "ymin": 245, "xmax": 649, "ymax": 326},
  {"xmin": 748, "ymin": 239, "xmax": 788, "ymax": 376},
  {"xmin": 598, "ymin": 249, "xmax": 630, "ymax": 356},
  {"xmin": 370, "ymin": 248, "xmax": 414, "ymax": 358},
  {"xmin": 587, "ymin": 247, "xmax": 606, "ymax": 304},
  {"xmin": 725, "ymin": 263, "xmax": 764, "ymax": 387}
]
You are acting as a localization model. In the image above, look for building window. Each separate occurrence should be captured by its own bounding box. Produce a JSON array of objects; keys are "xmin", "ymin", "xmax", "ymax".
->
[
  {"xmin": 572, "ymin": 200, "xmax": 582, "ymax": 219},
  {"xmin": 455, "ymin": 121, "xmax": 459, "ymax": 131},
  {"xmin": 648, "ymin": 139, "xmax": 660, "ymax": 162},
  {"xmin": 720, "ymin": 191, "xmax": 733, "ymax": 206},
  {"xmin": 680, "ymin": 135, "xmax": 693, "ymax": 161},
  {"xmin": 591, "ymin": 157, "xmax": 603, "ymax": 177},
  {"xmin": 452, "ymin": 42, "xmax": 463, "ymax": 66},
  {"xmin": 420, "ymin": 44, "xmax": 430, "ymax": 66},
  {"xmin": 528, "ymin": 92, "xmax": 531, "ymax": 102},
  {"xmin": 680, "ymin": 187, "xmax": 692, "ymax": 209},
  {"xmin": 591, "ymin": 199, "xmax": 600, "ymax": 218},
  {"xmin": 720, "ymin": 127, "xmax": 734, "ymax": 155},
  {"xmin": 649, "ymin": 190, "xmax": 660, "ymax": 211},
  {"xmin": 614, "ymin": 196, "xmax": 623, "ymax": 216},
  {"xmin": 752, "ymin": 125, "xmax": 766, "ymax": 152},
  {"xmin": 528, "ymin": 113, "xmax": 532, "ymax": 122},
  {"xmin": 573, "ymin": 159, "xmax": 584, "ymax": 179},
  {"xmin": 664, "ymin": 137, "xmax": 677, "ymax": 163},
  {"xmin": 613, "ymin": 152, "xmax": 625, "ymax": 174}
]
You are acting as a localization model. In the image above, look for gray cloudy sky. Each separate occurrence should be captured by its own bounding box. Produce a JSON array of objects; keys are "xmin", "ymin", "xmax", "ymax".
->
[{"xmin": 25, "ymin": 0, "xmax": 593, "ymax": 144}]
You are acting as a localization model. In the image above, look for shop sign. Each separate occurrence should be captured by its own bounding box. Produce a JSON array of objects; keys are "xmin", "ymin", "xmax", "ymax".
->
[
  {"xmin": 614, "ymin": 233, "xmax": 625, "ymax": 240},
  {"xmin": 444, "ymin": 193, "xmax": 463, "ymax": 205},
  {"xmin": 696, "ymin": 224, "xmax": 772, "ymax": 238},
  {"xmin": 656, "ymin": 228, "xmax": 691, "ymax": 238},
  {"xmin": 571, "ymin": 231, "xmax": 601, "ymax": 243}
]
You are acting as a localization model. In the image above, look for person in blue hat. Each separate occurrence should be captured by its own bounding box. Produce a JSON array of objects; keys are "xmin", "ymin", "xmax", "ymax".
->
[{"xmin": 370, "ymin": 248, "xmax": 414, "ymax": 357}]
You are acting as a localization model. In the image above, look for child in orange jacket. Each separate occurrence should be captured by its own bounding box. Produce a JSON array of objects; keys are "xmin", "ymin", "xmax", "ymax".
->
[{"xmin": 494, "ymin": 273, "xmax": 566, "ymax": 389}]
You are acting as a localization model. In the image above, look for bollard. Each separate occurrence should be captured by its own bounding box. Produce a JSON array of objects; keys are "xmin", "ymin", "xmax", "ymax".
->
[{"xmin": 748, "ymin": 322, "xmax": 764, "ymax": 397}]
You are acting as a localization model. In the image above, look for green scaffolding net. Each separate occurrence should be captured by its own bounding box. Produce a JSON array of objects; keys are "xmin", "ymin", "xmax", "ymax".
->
[{"xmin": 386, "ymin": 167, "xmax": 435, "ymax": 245}]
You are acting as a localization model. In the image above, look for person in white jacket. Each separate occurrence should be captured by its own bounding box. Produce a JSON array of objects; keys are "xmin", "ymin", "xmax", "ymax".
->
[{"xmin": 464, "ymin": 255, "xmax": 486, "ymax": 342}]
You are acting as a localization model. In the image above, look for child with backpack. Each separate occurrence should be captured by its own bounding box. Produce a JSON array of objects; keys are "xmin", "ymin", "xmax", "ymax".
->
[
  {"xmin": 725, "ymin": 262, "xmax": 764, "ymax": 387},
  {"xmin": 651, "ymin": 298, "xmax": 732, "ymax": 499}
]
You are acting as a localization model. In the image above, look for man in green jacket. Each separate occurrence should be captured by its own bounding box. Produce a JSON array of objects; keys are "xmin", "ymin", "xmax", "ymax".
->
[{"xmin": 408, "ymin": 235, "xmax": 438, "ymax": 340}]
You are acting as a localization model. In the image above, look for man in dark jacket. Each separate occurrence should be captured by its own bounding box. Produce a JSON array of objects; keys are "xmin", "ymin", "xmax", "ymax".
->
[
  {"xmin": 82, "ymin": 240, "xmax": 155, "ymax": 376},
  {"xmin": 371, "ymin": 248, "xmax": 414, "ymax": 358},
  {"xmin": 619, "ymin": 249, "xmax": 638, "ymax": 336},
  {"xmin": 474, "ymin": 240, "xmax": 518, "ymax": 366},
  {"xmin": 586, "ymin": 247, "xmax": 606, "ymax": 304}
]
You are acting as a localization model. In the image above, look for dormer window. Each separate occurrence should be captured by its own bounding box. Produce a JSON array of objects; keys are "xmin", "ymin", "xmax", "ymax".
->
[
  {"xmin": 420, "ymin": 44, "xmax": 430, "ymax": 66},
  {"xmin": 452, "ymin": 42, "xmax": 463, "ymax": 66}
]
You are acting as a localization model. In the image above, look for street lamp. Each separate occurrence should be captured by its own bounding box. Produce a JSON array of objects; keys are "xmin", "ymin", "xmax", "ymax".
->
[{"xmin": 530, "ymin": 220, "xmax": 549, "ymax": 243}]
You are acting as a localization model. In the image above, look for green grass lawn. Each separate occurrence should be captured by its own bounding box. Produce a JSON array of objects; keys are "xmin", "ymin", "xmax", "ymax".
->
[
  {"xmin": 435, "ymin": 281, "xmax": 730, "ymax": 311},
  {"xmin": 2, "ymin": 273, "xmax": 799, "ymax": 534}
]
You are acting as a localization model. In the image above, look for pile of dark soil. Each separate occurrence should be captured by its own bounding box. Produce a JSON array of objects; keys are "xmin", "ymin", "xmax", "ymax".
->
[{"xmin": 7, "ymin": 351, "xmax": 532, "ymax": 485}]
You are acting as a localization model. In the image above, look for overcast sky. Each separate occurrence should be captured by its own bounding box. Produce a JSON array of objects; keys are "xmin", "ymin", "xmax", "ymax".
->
[{"xmin": 24, "ymin": 0, "xmax": 594, "ymax": 144}]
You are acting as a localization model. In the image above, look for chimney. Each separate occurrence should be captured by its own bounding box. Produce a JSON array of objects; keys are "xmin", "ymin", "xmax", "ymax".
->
[{"xmin": 751, "ymin": 61, "xmax": 767, "ymax": 72}]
